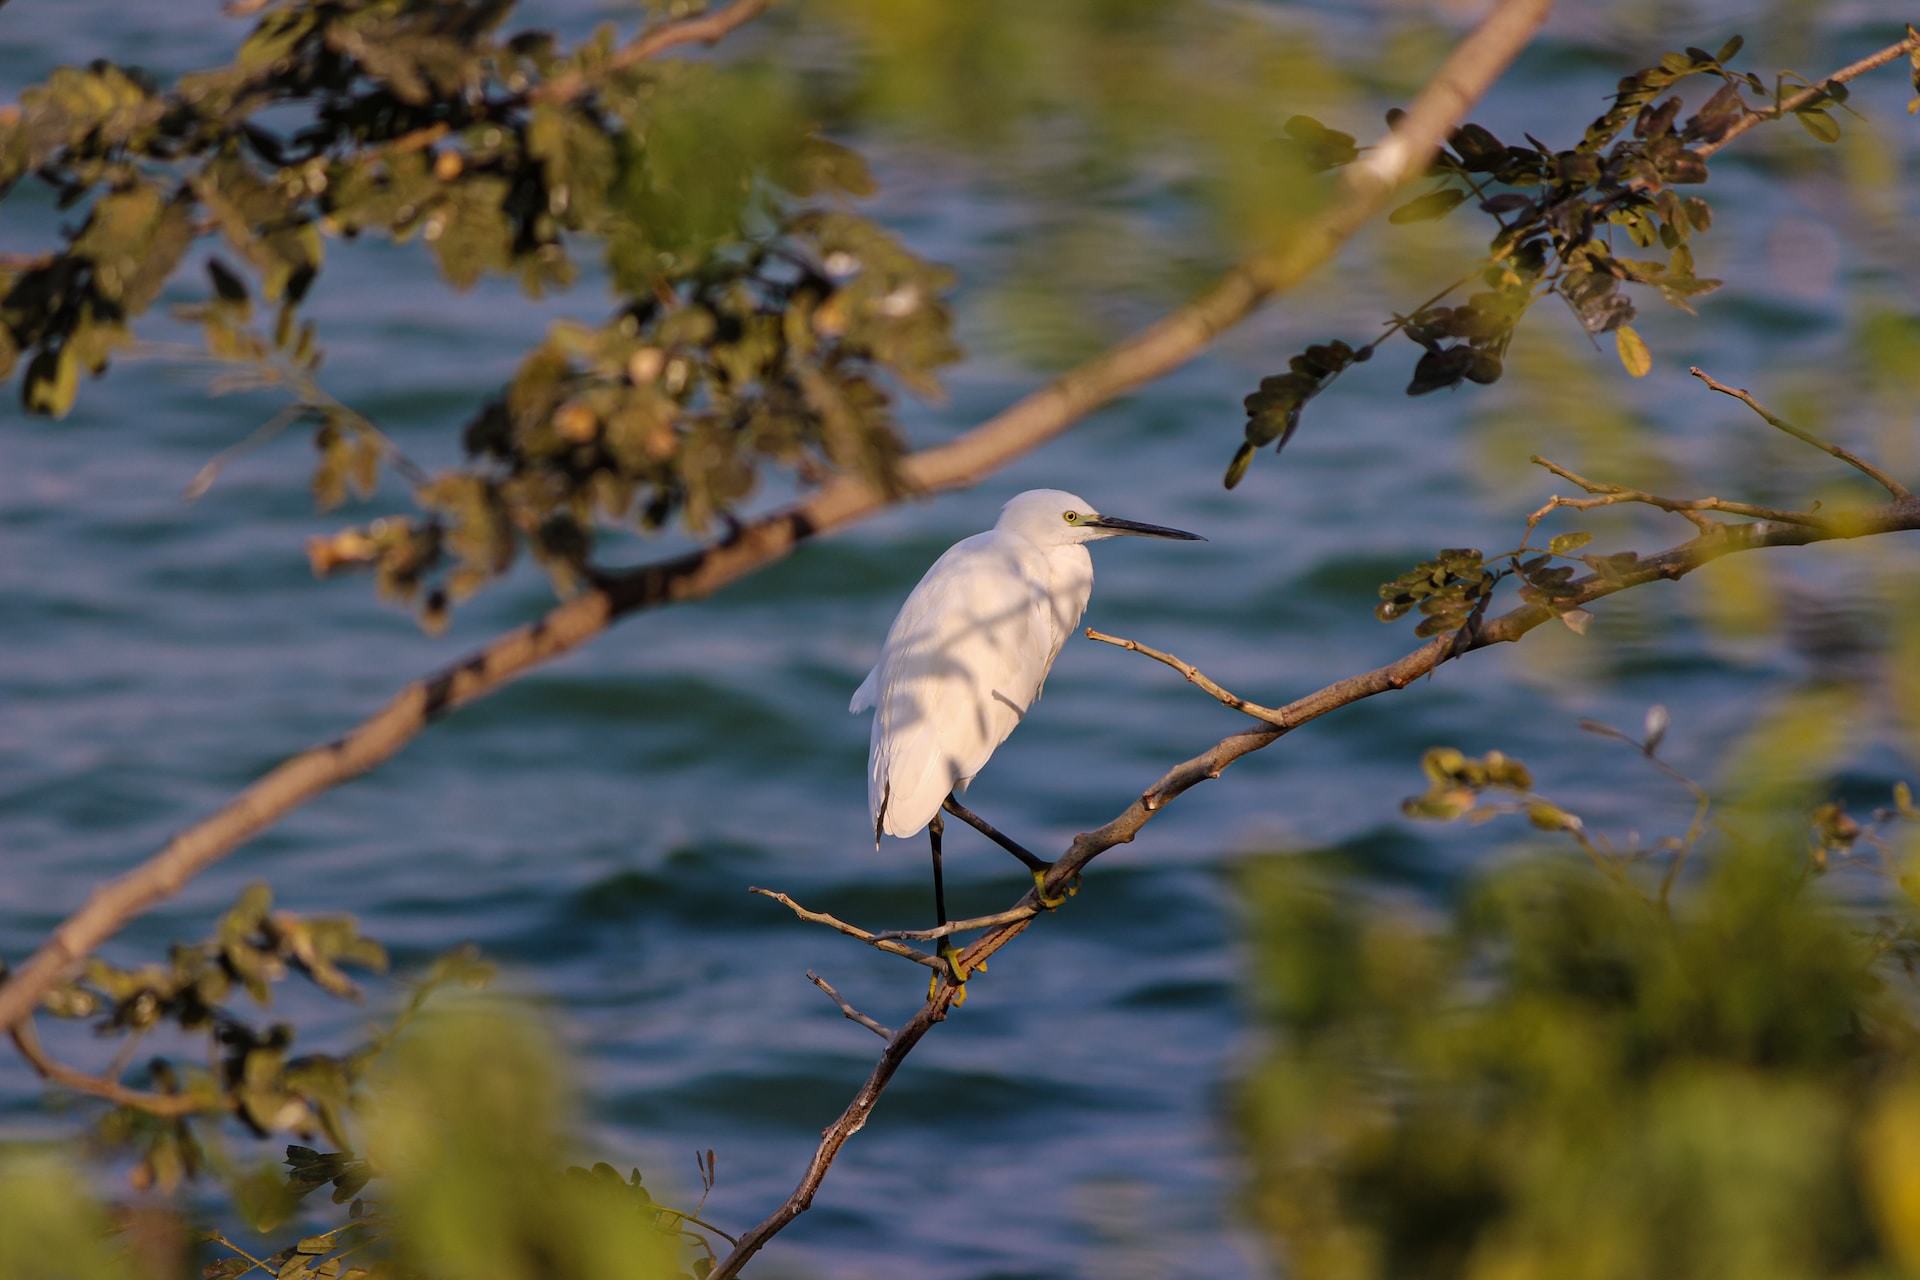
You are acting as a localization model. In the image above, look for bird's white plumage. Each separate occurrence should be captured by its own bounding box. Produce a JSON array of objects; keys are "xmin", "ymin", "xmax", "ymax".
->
[{"xmin": 856, "ymin": 487, "xmax": 1193, "ymax": 844}]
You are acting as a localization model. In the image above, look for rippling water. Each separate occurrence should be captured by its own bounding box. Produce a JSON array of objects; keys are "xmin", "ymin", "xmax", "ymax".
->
[{"xmin": 5, "ymin": 2, "xmax": 1918, "ymax": 1276}]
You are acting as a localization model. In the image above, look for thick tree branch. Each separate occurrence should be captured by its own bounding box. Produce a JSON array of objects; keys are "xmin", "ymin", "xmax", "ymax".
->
[{"xmin": 0, "ymin": 0, "xmax": 1557, "ymax": 1033}]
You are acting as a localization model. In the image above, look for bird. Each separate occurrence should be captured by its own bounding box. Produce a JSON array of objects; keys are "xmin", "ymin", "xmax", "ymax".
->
[{"xmin": 850, "ymin": 488, "xmax": 1203, "ymax": 982}]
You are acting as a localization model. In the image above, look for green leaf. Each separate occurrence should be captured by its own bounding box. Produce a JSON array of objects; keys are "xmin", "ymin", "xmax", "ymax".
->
[
  {"xmin": 1716, "ymin": 34, "xmax": 1745, "ymax": 64},
  {"xmin": 1223, "ymin": 441, "xmax": 1255, "ymax": 490},
  {"xmin": 1449, "ymin": 122, "xmax": 1507, "ymax": 172},
  {"xmin": 1528, "ymin": 802, "xmax": 1578, "ymax": 831},
  {"xmin": 1615, "ymin": 325, "xmax": 1652, "ymax": 378},
  {"xmin": 1796, "ymin": 108, "xmax": 1841, "ymax": 143},
  {"xmin": 1548, "ymin": 531, "xmax": 1594, "ymax": 554},
  {"xmin": 1388, "ymin": 187, "xmax": 1468, "ymax": 224},
  {"xmin": 22, "ymin": 344, "xmax": 79, "ymax": 418},
  {"xmin": 1281, "ymin": 114, "xmax": 1358, "ymax": 171}
]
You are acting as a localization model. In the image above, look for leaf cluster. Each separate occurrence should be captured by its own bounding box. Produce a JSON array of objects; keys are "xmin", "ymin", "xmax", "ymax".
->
[
  {"xmin": 1374, "ymin": 547, "xmax": 1496, "ymax": 638},
  {"xmin": 1228, "ymin": 34, "xmax": 1874, "ymax": 486},
  {"xmin": 1399, "ymin": 746, "xmax": 1536, "ymax": 822},
  {"xmin": 0, "ymin": 0, "xmax": 957, "ymax": 623},
  {"xmin": 22, "ymin": 886, "xmax": 495, "ymax": 1201},
  {"xmin": 1237, "ymin": 833, "xmax": 1920, "ymax": 1280}
]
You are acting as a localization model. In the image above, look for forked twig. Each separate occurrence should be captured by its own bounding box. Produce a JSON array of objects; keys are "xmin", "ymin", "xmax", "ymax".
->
[
  {"xmin": 1694, "ymin": 29, "xmax": 1920, "ymax": 158},
  {"xmin": 1085, "ymin": 629, "xmax": 1291, "ymax": 727},
  {"xmin": 1529, "ymin": 456, "xmax": 1825, "ymax": 526},
  {"xmin": 1690, "ymin": 366, "xmax": 1913, "ymax": 499},
  {"xmin": 9, "ymin": 1019, "xmax": 218, "ymax": 1117},
  {"xmin": 874, "ymin": 905, "xmax": 1039, "ymax": 942},
  {"xmin": 748, "ymin": 889, "xmax": 944, "ymax": 971}
]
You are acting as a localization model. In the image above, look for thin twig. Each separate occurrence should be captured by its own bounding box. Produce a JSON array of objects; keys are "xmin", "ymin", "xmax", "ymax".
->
[
  {"xmin": 656, "ymin": 1208, "xmax": 741, "ymax": 1248},
  {"xmin": 1690, "ymin": 366, "xmax": 1912, "ymax": 499},
  {"xmin": 8, "ymin": 1019, "xmax": 219, "ymax": 1117},
  {"xmin": 531, "ymin": 0, "xmax": 777, "ymax": 103},
  {"xmin": 748, "ymin": 889, "xmax": 945, "ymax": 971},
  {"xmin": 873, "ymin": 906, "xmax": 1039, "ymax": 942},
  {"xmin": 1531, "ymin": 455, "xmax": 1826, "ymax": 526},
  {"xmin": 1562, "ymin": 822, "xmax": 1650, "ymax": 902},
  {"xmin": 204, "ymin": 1232, "xmax": 275, "ymax": 1278},
  {"xmin": 1085, "ymin": 629, "xmax": 1291, "ymax": 727},
  {"xmin": 805, "ymin": 971, "xmax": 892, "ymax": 1040},
  {"xmin": 1695, "ymin": 29, "xmax": 1920, "ymax": 158},
  {"xmin": 1659, "ymin": 776, "xmax": 1713, "ymax": 906}
]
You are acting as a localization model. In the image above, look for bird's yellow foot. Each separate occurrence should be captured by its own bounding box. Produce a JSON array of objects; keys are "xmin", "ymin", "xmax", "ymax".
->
[
  {"xmin": 929, "ymin": 941, "xmax": 972, "ymax": 1006},
  {"xmin": 1031, "ymin": 868, "xmax": 1068, "ymax": 909}
]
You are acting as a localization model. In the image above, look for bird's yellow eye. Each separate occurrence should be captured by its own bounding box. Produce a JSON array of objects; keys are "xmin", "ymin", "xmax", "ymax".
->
[{"xmin": 1063, "ymin": 510, "xmax": 1079, "ymax": 523}]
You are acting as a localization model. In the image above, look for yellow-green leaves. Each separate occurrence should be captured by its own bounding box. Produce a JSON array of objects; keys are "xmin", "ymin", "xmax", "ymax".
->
[
  {"xmin": 1388, "ymin": 186, "xmax": 1468, "ymax": 225},
  {"xmin": 368, "ymin": 1007, "xmax": 683, "ymax": 1280},
  {"xmin": 1797, "ymin": 107, "xmax": 1842, "ymax": 143},
  {"xmin": 1616, "ymin": 324, "xmax": 1652, "ymax": 377},
  {"xmin": 1237, "ymin": 841, "xmax": 1920, "ymax": 1280},
  {"xmin": 1547, "ymin": 530, "xmax": 1593, "ymax": 554},
  {"xmin": 1375, "ymin": 547, "xmax": 1495, "ymax": 636},
  {"xmin": 1223, "ymin": 441, "xmax": 1256, "ymax": 490},
  {"xmin": 0, "ymin": 1157, "xmax": 142, "ymax": 1280},
  {"xmin": 21, "ymin": 344, "xmax": 77, "ymax": 418}
]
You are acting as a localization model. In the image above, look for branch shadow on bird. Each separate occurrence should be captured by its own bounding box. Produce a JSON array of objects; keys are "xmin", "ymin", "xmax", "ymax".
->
[{"xmin": 862, "ymin": 591, "xmax": 1079, "ymax": 988}]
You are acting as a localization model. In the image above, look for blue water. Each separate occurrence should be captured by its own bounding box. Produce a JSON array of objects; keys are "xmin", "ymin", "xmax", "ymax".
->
[{"xmin": 5, "ymin": 2, "xmax": 1919, "ymax": 1276}]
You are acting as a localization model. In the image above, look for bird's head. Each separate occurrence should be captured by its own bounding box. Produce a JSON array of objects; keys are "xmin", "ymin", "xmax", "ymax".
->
[{"xmin": 995, "ymin": 489, "xmax": 1205, "ymax": 547}]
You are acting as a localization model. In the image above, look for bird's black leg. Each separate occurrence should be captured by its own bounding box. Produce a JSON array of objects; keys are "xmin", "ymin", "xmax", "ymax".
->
[
  {"xmin": 941, "ymin": 794, "xmax": 1069, "ymax": 909},
  {"xmin": 929, "ymin": 811, "xmax": 950, "ymax": 935},
  {"xmin": 928, "ymin": 813, "xmax": 967, "ymax": 994}
]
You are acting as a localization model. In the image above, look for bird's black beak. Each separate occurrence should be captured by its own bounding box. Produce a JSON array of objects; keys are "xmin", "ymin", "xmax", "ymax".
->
[{"xmin": 1087, "ymin": 514, "xmax": 1206, "ymax": 541}]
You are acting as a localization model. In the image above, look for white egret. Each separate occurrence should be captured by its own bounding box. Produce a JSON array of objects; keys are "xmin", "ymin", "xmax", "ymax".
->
[{"xmin": 850, "ymin": 488, "xmax": 1203, "ymax": 976}]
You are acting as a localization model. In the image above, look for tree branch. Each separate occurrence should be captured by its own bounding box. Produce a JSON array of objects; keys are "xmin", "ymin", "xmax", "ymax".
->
[
  {"xmin": 0, "ymin": 0, "xmax": 1558, "ymax": 1033},
  {"xmin": 1529, "ymin": 455, "xmax": 1827, "ymax": 527},
  {"xmin": 1689, "ymin": 366, "xmax": 1913, "ymax": 499},
  {"xmin": 872, "ymin": 904, "xmax": 1039, "ymax": 942},
  {"xmin": 749, "ymin": 889, "xmax": 946, "ymax": 971},
  {"xmin": 1694, "ymin": 27, "xmax": 1920, "ymax": 159},
  {"xmin": 1084, "ymin": 628, "xmax": 1291, "ymax": 727},
  {"xmin": 531, "ymin": 0, "xmax": 778, "ymax": 104},
  {"xmin": 8, "ymin": 1019, "xmax": 219, "ymax": 1118}
]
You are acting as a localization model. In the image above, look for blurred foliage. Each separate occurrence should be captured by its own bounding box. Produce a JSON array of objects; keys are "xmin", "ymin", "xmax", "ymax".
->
[
  {"xmin": 12, "ymin": 884, "xmax": 490, "ymax": 1195},
  {"xmin": 0, "ymin": 893, "xmax": 720, "ymax": 1279},
  {"xmin": 1238, "ymin": 729, "xmax": 1920, "ymax": 1280},
  {"xmin": 1226, "ymin": 33, "xmax": 1912, "ymax": 489},
  {"xmin": 0, "ymin": 0, "xmax": 956, "ymax": 624},
  {"xmin": 1371, "ymin": 524, "xmax": 1608, "ymax": 644}
]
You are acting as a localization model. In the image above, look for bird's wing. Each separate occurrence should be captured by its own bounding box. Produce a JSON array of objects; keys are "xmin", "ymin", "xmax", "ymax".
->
[
  {"xmin": 866, "ymin": 532, "xmax": 1052, "ymax": 839},
  {"xmin": 849, "ymin": 666, "xmax": 877, "ymax": 714}
]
